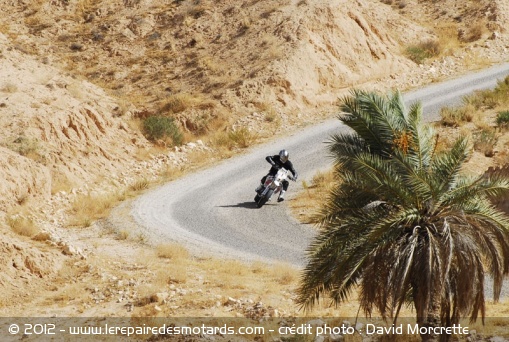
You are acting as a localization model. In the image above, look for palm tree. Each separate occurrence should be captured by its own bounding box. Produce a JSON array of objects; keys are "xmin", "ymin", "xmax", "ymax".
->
[{"xmin": 297, "ymin": 90, "xmax": 509, "ymax": 341}]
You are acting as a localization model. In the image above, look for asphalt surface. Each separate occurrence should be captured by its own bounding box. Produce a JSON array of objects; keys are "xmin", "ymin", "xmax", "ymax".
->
[{"xmin": 131, "ymin": 62, "xmax": 509, "ymax": 267}]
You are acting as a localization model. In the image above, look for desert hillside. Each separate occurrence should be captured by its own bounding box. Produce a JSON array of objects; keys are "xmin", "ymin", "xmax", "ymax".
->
[{"xmin": 1, "ymin": 0, "xmax": 509, "ymax": 319}]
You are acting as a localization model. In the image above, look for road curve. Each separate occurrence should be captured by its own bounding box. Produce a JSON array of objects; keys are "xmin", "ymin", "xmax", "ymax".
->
[{"xmin": 131, "ymin": 63, "xmax": 509, "ymax": 266}]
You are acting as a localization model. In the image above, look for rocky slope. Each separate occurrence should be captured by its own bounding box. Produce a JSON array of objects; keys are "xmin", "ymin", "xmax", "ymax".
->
[{"xmin": 0, "ymin": 0, "xmax": 508, "ymax": 319}]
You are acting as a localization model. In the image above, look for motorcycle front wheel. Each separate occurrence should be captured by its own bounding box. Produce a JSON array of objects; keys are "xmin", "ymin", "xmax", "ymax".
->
[{"xmin": 256, "ymin": 189, "xmax": 273, "ymax": 208}]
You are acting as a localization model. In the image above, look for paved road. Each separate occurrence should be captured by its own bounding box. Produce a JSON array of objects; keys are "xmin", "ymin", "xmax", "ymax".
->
[{"xmin": 130, "ymin": 63, "xmax": 509, "ymax": 266}]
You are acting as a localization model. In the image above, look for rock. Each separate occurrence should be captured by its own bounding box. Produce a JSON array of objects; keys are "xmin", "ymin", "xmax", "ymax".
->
[
  {"xmin": 489, "ymin": 337, "xmax": 506, "ymax": 342},
  {"xmin": 61, "ymin": 244, "xmax": 76, "ymax": 256},
  {"xmin": 307, "ymin": 319, "xmax": 325, "ymax": 328},
  {"xmin": 314, "ymin": 336, "xmax": 325, "ymax": 342},
  {"xmin": 329, "ymin": 333, "xmax": 344, "ymax": 342},
  {"xmin": 201, "ymin": 334, "xmax": 215, "ymax": 341},
  {"xmin": 226, "ymin": 297, "xmax": 238, "ymax": 306},
  {"xmin": 150, "ymin": 292, "xmax": 169, "ymax": 303},
  {"xmin": 490, "ymin": 31, "xmax": 500, "ymax": 40}
]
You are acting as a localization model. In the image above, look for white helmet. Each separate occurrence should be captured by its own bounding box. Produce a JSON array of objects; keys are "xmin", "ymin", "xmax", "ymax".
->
[{"xmin": 279, "ymin": 149, "xmax": 289, "ymax": 163}]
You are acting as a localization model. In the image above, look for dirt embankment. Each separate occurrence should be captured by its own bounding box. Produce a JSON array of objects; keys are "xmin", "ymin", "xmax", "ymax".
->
[{"xmin": 0, "ymin": 0, "xmax": 508, "ymax": 317}]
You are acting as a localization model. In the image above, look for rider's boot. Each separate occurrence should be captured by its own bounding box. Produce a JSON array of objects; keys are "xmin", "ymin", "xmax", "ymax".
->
[
  {"xmin": 255, "ymin": 184, "xmax": 263, "ymax": 192},
  {"xmin": 278, "ymin": 190, "xmax": 286, "ymax": 202}
]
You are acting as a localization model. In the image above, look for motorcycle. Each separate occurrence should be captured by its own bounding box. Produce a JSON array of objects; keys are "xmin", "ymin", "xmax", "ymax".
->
[{"xmin": 254, "ymin": 167, "xmax": 294, "ymax": 208}]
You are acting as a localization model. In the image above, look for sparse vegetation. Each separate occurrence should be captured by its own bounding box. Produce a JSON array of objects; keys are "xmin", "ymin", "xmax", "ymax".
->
[
  {"xmin": 290, "ymin": 169, "xmax": 336, "ymax": 224},
  {"xmin": 4, "ymin": 136, "xmax": 43, "ymax": 161},
  {"xmin": 464, "ymin": 76, "xmax": 509, "ymax": 109}
]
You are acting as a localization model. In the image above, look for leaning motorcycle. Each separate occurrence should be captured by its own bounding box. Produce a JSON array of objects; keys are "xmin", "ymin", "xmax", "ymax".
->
[{"xmin": 254, "ymin": 168, "xmax": 294, "ymax": 208}]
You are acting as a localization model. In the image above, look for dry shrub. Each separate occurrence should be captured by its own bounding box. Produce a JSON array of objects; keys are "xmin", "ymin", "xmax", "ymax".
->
[
  {"xmin": 7, "ymin": 216, "xmax": 39, "ymax": 237},
  {"xmin": 473, "ymin": 128, "xmax": 497, "ymax": 157},
  {"xmin": 51, "ymin": 283, "xmax": 86, "ymax": 303},
  {"xmin": 467, "ymin": 76, "xmax": 509, "ymax": 109},
  {"xmin": 212, "ymin": 128, "xmax": 257, "ymax": 151},
  {"xmin": 117, "ymin": 229, "xmax": 130, "ymax": 240},
  {"xmin": 250, "ymin": 261, "xmax": 268, "ymax": 274},
  {"xmin": 151, "ymin": 267, "xmax": 173, "ymax": 288},
  {"xmin": 167, "ymin": 264, "xmax": 188, "ymax": 284},
  {"xmin": 161, "ymin": 93, "xmax": 196, "ymax": 114},
  {"xmin": 433, "ymin": 22, "xmax": 462, "ymax": 54},
  {"xmin": 290, "ymin": 169, "xmax": 337, "ymax": 225},
  {"xmin": 311, "ymin": 169, "xmax": 336, "ymax": 190},
  {"xmin": 264, "ymin": 109, "xmax": 280, "ymax": 123},
  {"xmin": 440, "ymin": 105, "xmax": 475, "ymax": 126},
  {"xmin": 4, "ymin": 136, "xmax": 46, "ymax": 164},
  {"xmin": 460, "ymin": 22, "xmax": 485, "ymax": 43},
  {"xmin": 1, "ymin": 82, "xmax": 18, "ymax": 93},
  {"xmin": 156, "ymin": 243, "xmax": 190, "ymax": 260},
  {"xmin": 269, "ymin": 263, "xmax": 298, "ymax": 285},
  {"xmin": 51, "ymin": 172, "xmax": 74, "ymax": 195},
  {"xmin": 219, "ymin": 260, "xmax": 248, "ymax": 276},
  {"xmin": 197, "ymin": 56, "xmax": 221, "ymax": 74},
  {"xmin": 129, "ymin": 178, "xmax": 150, "ymax": 192},
  {"xmin": 68, "ymin": 193, "xmax": 118, "ymax": 227}
]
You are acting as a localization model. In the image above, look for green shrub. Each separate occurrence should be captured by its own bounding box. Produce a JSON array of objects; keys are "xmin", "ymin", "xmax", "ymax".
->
[
  {"xmin": 406, "ymin": 40, "xmax": 441, "ymax": 64},
  {"xmin": 496, "ymin": 110, "xmax": 509, "ymax": 127},
  {"xmin": 142, "ymin": 116, "xmax": 183, "ymax": 146}
]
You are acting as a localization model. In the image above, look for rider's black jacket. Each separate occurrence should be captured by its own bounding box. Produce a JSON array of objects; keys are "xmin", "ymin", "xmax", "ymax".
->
[{"xmin": 266, "ymin": 155, "xmax": 298, "ymax": 179}]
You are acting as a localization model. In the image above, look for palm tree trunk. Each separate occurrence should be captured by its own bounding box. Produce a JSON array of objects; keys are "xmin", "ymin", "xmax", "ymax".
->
[{"xmin": 419, "ymin": 292, "xmax": 450, "ymax": 342}]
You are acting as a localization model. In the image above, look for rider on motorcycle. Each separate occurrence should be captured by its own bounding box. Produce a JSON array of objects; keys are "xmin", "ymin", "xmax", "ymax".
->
[{"xmin": 258, "ymin": 149, "xmax": 298, "ymax": 202}]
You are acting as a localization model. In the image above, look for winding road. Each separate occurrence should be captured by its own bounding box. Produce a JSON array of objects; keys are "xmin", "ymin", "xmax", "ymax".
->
[{"xmin": 130, "ymin": 63, "xmax": 509, "ymax": 267}]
